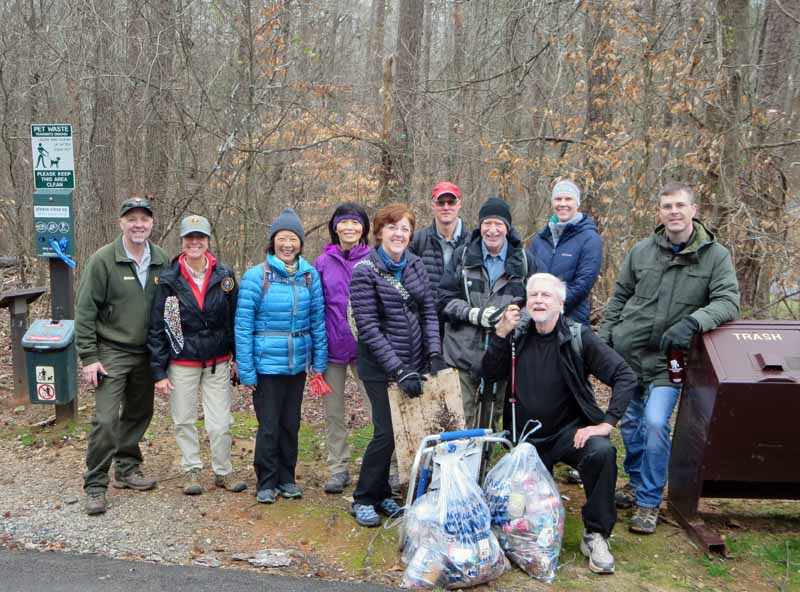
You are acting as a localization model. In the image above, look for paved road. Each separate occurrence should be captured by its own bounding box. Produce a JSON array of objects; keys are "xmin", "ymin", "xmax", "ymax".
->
[{"xmin": 0, "ymin": 549, "xmax": 399, "ymax": 592}]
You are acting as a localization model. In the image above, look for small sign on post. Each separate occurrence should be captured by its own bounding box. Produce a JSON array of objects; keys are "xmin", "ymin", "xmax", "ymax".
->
[{"xmin": 30, "ymin": 124, "xmax": 74, "ymax": 190}]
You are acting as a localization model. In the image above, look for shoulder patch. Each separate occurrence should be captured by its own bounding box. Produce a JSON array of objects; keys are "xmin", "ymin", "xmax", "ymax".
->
[{"xmin": 221, "ymin": 276, "xmax": 235, "ymax": 292}]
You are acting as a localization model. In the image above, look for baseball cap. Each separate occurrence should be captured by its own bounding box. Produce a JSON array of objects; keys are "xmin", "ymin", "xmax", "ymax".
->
[
  {"xmin": 180, "ymin": 215, "xmax": 212, "ymax": 237},
  {"xmin": 431, "ymin": 182, "xmax": 462, "ymax": 201},
  {"xmin": 119, "ymin": 197, "xmax": 154, "ymax": 217}
]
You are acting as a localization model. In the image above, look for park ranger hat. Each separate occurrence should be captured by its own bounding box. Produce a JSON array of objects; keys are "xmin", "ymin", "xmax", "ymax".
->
[
  {"xmin": 119, "ymin": 196, "xmax": 154, "ymax": 217},
  {"xmin": 180, "ymin": 215, "xmax": 212, "ymax": 237}
]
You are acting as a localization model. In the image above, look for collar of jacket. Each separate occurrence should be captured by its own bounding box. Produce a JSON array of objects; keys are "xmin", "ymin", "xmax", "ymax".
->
[
  {"xmin": 653, "ymin": 219, "xmax": 714, "ymax": 257},
  {"xmin": 539, "ymin": 213, "xmax": 597, "ymax": 242},
  {"xmin": 323, "ymin": 242, "xmax": 370, "ymax": 262},
  {"xmin": 159, "ymin": 252, "xmax": 227, "ymax": 289},
  {"xmin": 266, "ymin": 253, "xmax": 314, "ymax": 277},
  {"xmin": 462, "ymin": 227, "xmax": 526, "ymax": 276},
  {"xmin": 113, "ymin": 235, "xmax": 167, "ymax": 266}
]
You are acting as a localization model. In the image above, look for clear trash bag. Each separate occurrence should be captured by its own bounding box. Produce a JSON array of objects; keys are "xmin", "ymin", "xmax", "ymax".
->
[
  {"xmin": 482, "ymin": 440, "xmax": 565, "ymax": 583},
  {"xmin": 402, "ymin": 455, "xmax": 508, "ymax": 589}
]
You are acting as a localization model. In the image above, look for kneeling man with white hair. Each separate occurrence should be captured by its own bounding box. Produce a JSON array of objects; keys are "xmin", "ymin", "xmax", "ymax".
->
[{"xmin": 481, "ymin": 273, "xmax": 637, "ymax": 575}]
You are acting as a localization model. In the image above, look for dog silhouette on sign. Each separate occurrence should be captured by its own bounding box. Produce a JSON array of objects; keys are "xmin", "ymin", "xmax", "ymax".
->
[{"xmin": 50, "ymin": 157, "xmax": 61, "ymax": 168}]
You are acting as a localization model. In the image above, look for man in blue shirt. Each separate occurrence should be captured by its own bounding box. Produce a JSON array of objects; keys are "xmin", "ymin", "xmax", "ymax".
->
[{"xmin": 437, "ymin": 197, "xmax": 534, "ymax": 428}]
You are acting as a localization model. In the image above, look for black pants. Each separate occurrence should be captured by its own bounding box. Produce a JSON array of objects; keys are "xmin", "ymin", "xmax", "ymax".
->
[
  {"xmin": 252, "ymin": 372, "xmax": 306, "ymax": 492},
  {"xmin": 353, "ymin": 380, "xmax": 393, "ymax": 506},
  {"xmin": 534, "ymin": 427, "xmax": 617, "ymax": 538}
]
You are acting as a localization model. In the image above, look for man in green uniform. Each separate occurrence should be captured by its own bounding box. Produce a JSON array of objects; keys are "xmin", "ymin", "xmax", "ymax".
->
[{"xmin": 76, "ymin": 196, "xmax": 169, "ymax": 515}]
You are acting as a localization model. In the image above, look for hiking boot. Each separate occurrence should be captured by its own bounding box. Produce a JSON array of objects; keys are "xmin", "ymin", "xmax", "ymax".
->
[
  {"xmin": 256, "ymin": 488, "xmax": 277, "ymax": 504},
  {"xmin": 277, "ymin": 483, "xmax": 303, "ymax": 499},
  {"xmin": 388, "ymin": 473, "xmax": 401, "ymax": 498},
  {"xmin": 615, "ymin": 482, "xmax": 636, "ymax": 509},
  {"xmin": 566, "ymin": 469, "xmax": 583, "ymax": 485},
  {"xmin": 629, "ymin": 505, "xmax": 659, "ymax": 534},
  {"xmin": 323, "ymin": 472, "xmax": 351, "ymax": 494},
  {"xmin": 214, "ymin": 473, "xmax": 247, "ymax": 493},
  {"xmin": 351, "ymin": 503, "xmax": 381, "ymax": 527},
  {"xmin": 85, "ymin": 490, "xmax": 107, "ymax": 516},
  {"xmin": 112, "ymin": 470, "xmax": 157, "ymax": 491},
  {"xmin": 377, "ymin": 497, "xmax": 404, "ymax": 518},
  {"xmin": 580, "ymin": 531, "xmax": 615, "ymax": 574},
  {"xmin": 182, "ymin": 469, "xmax": 203, "ymax": 495}
]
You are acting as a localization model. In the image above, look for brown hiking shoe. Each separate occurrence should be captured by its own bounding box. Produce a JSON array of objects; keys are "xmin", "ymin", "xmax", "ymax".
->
[
  {"xmin": 85, "ymin": 490, "xmax": 107, "ymax": 515},
  {"xmin": 214, "ymin": 472, "xmax": 246, "ymax": 493},
  {"xmin": 629, "ymin": 505, "xmax": 659, "ymax": 534},
  {"xmin": 112, "ymin": 470, "xmax": 157, "ymax": 491},
  {"xmin": 183, "ymin": 468, "xmax": 203, "ymax": 495},
  {"xmin": 615, "ymin": 482, "xmax": 636, "ymax": 509}
]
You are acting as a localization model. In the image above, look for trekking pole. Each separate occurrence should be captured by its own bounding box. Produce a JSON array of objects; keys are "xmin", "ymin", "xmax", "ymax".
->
[{"xmin": 510, "ymin": 338, "xmax": 517, "ymax": 444}]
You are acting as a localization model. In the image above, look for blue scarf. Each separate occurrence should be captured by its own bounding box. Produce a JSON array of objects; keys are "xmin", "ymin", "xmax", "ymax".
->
[{"xmin": 377, "ymin": 246, "xmax": 407, "ymax": 280}]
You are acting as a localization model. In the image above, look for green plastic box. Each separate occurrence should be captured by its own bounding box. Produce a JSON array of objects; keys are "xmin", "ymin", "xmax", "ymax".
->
[{"xmin": 22, "ymin": 319, "xmax": 77, "ymax": 404}]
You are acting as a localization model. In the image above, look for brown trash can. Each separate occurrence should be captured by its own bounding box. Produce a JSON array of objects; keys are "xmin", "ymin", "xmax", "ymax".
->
[{"xmin": 668, "ymin": 320, "xmax": 800, "ymax": 555}]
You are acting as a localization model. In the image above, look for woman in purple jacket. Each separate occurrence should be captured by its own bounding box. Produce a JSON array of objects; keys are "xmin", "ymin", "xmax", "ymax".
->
[
  {"xmin": 348, "ymin": 203, "xmax": 446, "ymax": 527},
  {"xmin": 314, "ymin": 203, "xmax": 372, "ymax": 494}
]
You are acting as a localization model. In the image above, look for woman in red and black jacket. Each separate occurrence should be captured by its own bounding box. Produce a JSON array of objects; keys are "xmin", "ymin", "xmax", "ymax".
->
[{"xmin": 147, "ymin": 215, "xmax": 246, "ymax": 496}]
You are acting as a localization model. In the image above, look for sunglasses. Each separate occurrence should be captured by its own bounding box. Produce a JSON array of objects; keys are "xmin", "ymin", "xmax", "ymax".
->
[{"xmin": 434, "ymin": 197, "xmax": 460, "ymax": 206}]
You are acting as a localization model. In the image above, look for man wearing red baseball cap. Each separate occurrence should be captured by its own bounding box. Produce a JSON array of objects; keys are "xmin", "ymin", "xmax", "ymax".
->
[{"xmin": 409, "ymin": 181, "xmax": 471, "ymax": 299}]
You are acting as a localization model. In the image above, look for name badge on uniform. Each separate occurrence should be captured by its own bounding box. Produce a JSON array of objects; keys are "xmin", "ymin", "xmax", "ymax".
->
[{"xmin": 123, "ymin": 276, "xmax": 136, "ymax": 280}]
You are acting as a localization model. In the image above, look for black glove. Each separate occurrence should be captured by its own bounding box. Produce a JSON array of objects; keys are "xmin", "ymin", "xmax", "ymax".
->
[
  {"xmin": 394, "ymin": 367, "xmax": 425, "ymax": 398},
  {"xmin": 660, "ymin": 317, "xmax": 700, "ymax": 353},
  {"xmin": 428, "ymin": 354, "xmax": 449, "ymax": 376}
]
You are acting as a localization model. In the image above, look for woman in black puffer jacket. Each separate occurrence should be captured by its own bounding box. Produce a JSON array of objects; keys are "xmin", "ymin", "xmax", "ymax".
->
[
  {"xmin": 348, "ymin": 203, "xmax": 445, "ymax": 527},
  {"xmin": 147, "ymin": 215, "xmax": 246, "ymax": 496}
]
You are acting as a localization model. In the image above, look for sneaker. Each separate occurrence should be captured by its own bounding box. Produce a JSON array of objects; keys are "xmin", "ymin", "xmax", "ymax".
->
[
  {"xmin": 377, "ymin": 497, "xmax": 404, "ymax": 518},
  {"xmin": 214, "ymin": 473, "xmax": 247, "ymax": 493},
  {"xmin": 629, "ymin": 505, "xmax": 659, "ymax": 534},
  {"xmin": 182, "ymin": 469, "xmax": 203, "ymax": 495},
  {"xmin": 323, "ymin": 472, "xmax": 351, "ymax": 494},
  {"xmin": 85, "ymin": 490, "xmax": 107, "ymax": 515},
  {"xmin": 277, "ymin": 483, "xmax": 303, "ymax": 499},
  {"xmin": 615, "ymin": 482, "xmax": 636, "ymax": 509},
  {"xmin": 580, "ymin": 531, "xmax": 615, "ymax": 574},
  {"xmin": 112, "ymin": 470, "xmax": 157, "ymax": 491},
  {"xmin": 256, "ymin": 488, "xmax": 277, "ymax": 504},
  {"xmin": 388, "ymin": 473, "xmax": 401, "ymax": 498},
  {"xmin": 350, "ymin": 502, "xmax": 381, "ymax": 527}
]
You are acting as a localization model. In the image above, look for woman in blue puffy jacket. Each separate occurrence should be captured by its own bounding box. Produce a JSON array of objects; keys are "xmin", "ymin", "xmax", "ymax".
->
[{"xmin": 235, "ymin": 208, "xmax": 327, "ymax": 504}]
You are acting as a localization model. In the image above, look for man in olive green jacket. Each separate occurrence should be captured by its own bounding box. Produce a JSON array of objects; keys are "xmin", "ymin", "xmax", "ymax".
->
[
  {"xmin": 598, "ymin": 182, "xmax": 739, "ymax": 534},
  {"xmin": 76, "ymin": 196, "xmax": 169, "ymax": 515}
]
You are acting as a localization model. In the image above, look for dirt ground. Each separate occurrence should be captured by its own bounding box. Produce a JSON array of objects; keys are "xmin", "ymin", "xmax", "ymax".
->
[{"xmin": 0, "ymin": 281, "xmax": 798, "ymax": 591}]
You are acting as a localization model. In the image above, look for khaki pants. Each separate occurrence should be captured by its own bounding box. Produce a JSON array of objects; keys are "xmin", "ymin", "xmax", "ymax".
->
[
  {"xmin": 169, "ymin": 361, "xmax": 234, "ymax": 475},
  {"xmin": 323, "ymin": 363, "xmax": 398, "ymax": 478},
  {"xmin": 84, "ymin": 344, "xmax": 154, "ymax": 492},
  {"xmin": 458, "ymin": 369, "xmax": 505, "ymax": 430}
]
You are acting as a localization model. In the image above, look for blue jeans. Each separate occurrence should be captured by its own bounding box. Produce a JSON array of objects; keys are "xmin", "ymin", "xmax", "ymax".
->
[{"xmin": 620, "ymin": 384, "xmax": 681, "ymax": 508}]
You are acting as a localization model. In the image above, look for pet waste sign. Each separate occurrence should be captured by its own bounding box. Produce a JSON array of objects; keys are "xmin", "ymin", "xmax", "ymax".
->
[{"xmin": 31, "ymin": 124, "xmax": 74, "ymax": 190}]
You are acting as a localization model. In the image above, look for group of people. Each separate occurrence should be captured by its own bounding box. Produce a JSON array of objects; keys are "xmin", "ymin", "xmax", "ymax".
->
[{"xmin": 74, "ymin": 179, "xmax": 739, "ymax": 577}]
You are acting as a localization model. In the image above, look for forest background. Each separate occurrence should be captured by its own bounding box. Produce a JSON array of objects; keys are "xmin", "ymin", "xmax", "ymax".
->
[{"xmin": 1, "ymin": 0, "xmax": 798, "ymax": 318}]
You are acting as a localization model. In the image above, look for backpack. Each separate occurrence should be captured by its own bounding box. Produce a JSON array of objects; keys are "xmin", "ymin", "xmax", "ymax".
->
[{"xmin": 260, "ymin": 262, "xmax": 313, "ymax": 302}]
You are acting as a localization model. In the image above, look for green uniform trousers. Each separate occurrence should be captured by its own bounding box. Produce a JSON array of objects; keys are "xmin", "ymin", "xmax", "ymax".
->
[{"xmin": 84, "ymin": 343, "xmax": 154, "ymax": 491}]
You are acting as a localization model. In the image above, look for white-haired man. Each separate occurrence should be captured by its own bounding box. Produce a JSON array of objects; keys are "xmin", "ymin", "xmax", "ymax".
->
[{"xmin": 481, "ymin": 273, "xmax": 637, "ymax": 574}]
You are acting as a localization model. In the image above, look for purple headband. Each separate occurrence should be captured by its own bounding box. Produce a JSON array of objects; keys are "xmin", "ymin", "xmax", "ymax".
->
[{"xmin": 334, "ymin": 213, "xmax": 364, "ymax": 227}]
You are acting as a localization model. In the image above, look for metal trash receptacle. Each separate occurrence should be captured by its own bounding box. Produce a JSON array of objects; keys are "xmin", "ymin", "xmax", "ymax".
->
[
  {"xmin": 669, "ymin": 320, "xmax": 800, "ymax": 555},
  {"xmin": 22, "ymin": 319, "xmax": 78, "ymax": 405}
]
